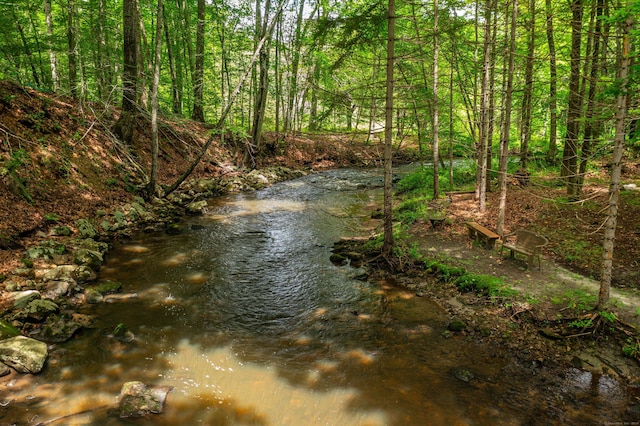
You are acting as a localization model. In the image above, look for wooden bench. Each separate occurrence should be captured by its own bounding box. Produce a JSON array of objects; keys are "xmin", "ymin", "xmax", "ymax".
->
[
  {"xmin": 500, "ymin": 229, "xmax": 548, "ymax": 270},
  {"xmin": 464, "ymin": 221, "xmax": 500, "ymax": 249}
]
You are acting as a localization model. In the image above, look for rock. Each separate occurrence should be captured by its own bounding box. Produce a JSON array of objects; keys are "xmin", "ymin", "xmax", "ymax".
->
[
  {"xmin": 0, "ymin": 335, "xmax": 48, "ymax": 373},
  {"xmin": 42, "ymin": 280, "xmax": 72, "ymax": 300},
  {"xmin": 329, "ymin": 253, "xmax": 348, "ymax": 265},
  {"xmin": 448, "ymin": 319, "xmax": 467, "ymax": 332},
  {"xmin": 76, "ymin": 218, "xmax": 98, "ymax": 239},
  {"xmin": 84, "ymin": 288, "xmax": 103, "ymax": 304},
  {"xmin": 73, "ymin": 248, "xmax": 103, "ymax": 270},
  {"xmin": 43, "ymin": 265, "xmax": 96, "ymax": 283},
  {"xmin": 77, "ymin": 238, "xmax": 109, "ymax": 255},
  {"xmin": 89, "ymin": 280, "xmax": 123, "ymax": 295},
  {"xmin": 165, "ymin": 223, "xmax": 184, "ymax": 235},
  {"xmin": 7, "ymin": 290, "xmax": 41, "ymax": 310},
  {"xmin": 119, "ymin": 381, "xmax": 173, "ymax": 418},
  {"xmin": 0, "ymin": 320, "xmax": 20, "ymax": 340},
  {"xmin": 0, "ymin": 362, "xmax": 10, "ymax": 377},
  {"xmin": 453, "ymin": 368, "xmax": 475, "ymax": 383},
  {"xmin": 13, "ymin": 299, "xmax": 59, "ymax": 322},
  {"xmin": 185, "ymin": 200, "xmax": 208, "ymax": 216},
  {"xmin": 40, "ymin": 314, "xmax": 87, "ymax": 343},
  {"xmin": 51, "ymin": 226, "xmax": 72, "ymax": 236}
]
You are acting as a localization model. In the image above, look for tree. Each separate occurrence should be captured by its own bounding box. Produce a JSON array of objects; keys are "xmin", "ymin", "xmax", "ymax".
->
[
  {"xmin": 496, "ymin": 0, "xmax": 518, "ymax": 236},
  {"xmin": 44, "ymin": 0, "xmax": 59, "ymax": 92},
  {"xmin": 477, "ymin": 0, "xmax": 493, "ymax": 212},
  {"xmin": 520, "ymin": 0, "xmax": 536, "ymax": 171},
  {"xmin": 382, "ymin": 0, "xmax": 395, "ymax": 260},
  {"xmin": 147, "ymin": 0, "xmax": 164, "ymax": 201},
  {"xmin": 562, "ymin": 0, "xmax": 584, "ymax": 199},
  {"xmin": 545, "ymin": 0, "xmax": 558, "ymax": 163},
  {"xmin": 598, "ymin": 11, "xmax": 632, "ymax": 309},
  {"xmin": 113, "ymin": 0, "xmax": 140, "ymax": 144},
  {"xmin": 432, "ymin": 0, "xmax": 440, "ymax": 200},
  {"xmin": 192, "ymin": 0, "xmax": 205, "ymax": 122}
]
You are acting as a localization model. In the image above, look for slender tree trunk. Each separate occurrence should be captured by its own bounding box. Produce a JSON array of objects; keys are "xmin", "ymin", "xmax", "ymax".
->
[
  {"xmin": 44, "ymin": 0, "xmax": 59, "ymax": 92},
  {"xmin": 520, "ymin": 0, "xmax": 535, "ymax": 171},
  {"xmin": 285, "ymin": 0, "xmax": 306, "ymax": 133},
  {"xmin": 67, "ymin": 0, "xmax": 78, "ymax": 96},
  {"xmin": 14, "ymin": 12, "xmax": 41, "ymax": 87},
  {"xmin": 477, "ymin": 0, "xmax": 492, "ymax": 212},
  {"xmin": 192, "ymin": 0, "xmax": 205, "ymax": 122},
  {"xmin": 496, "ymin": 0, "xmax": 518, "ymax": 236},
  {"xmin": 599, "ymin": 14, "xmax": 631, "ymax": 309},
  {"xmin": 164, "ymin": 5, "xmax": 180, "ymax": 115},
  {"xmin": 383, "ymin": 0, "xmax": 395, "ymax": 260},
  {"xmin": 545, "ymin": 0, "xmax": 558, "ymax": 163},
  {"xmin": 147, "ymin": 0, "xmax": 163, "ymax": 200},
  {"xmin": 251, "ymin": 0, "xmax": 272, "ymax": 152},
  {"xmin": 433, "ymin": 0, "xmax": 440, "ymax": 200},
  {"xmin": 563, "ymin": 0, "xmax": 583, "ymax": 199}
]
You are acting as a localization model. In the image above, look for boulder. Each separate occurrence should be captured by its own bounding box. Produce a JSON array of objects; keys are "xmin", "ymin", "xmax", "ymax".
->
[
  {"xmin": 13, "ymin": 299, "xmax": 59, "ymax": 322},
  {"xmin": 42, "ymin": 280, "xmax": 72, "ymax": 300},
  {"xmin": 6, "ymin": 290, "xmax": 41, "ymax": 310},
  {"xmin": 43, "ymin": 265, "xmax": 96, "ymax": 283},
  {"xmin": 0, "ymin": 335, "xmax": 48, "ymax": 373},
  {"xmin": 40, "ymin": 314, "xmax": 92, "ymax": 343},
  {"xmin": 119, "ymin": 381, "xmax": 172, "ymax": 418}
]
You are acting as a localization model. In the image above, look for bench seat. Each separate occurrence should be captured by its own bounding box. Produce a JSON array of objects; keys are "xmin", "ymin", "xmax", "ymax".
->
[{"xmin": 464, "ymin": 221, "xmax": 500, "ymax": 249}]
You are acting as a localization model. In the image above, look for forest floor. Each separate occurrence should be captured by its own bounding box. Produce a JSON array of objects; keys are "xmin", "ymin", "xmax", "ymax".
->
[{"xmin": 2, "ymin": 80, "xmax": 640, "ymax": 378}]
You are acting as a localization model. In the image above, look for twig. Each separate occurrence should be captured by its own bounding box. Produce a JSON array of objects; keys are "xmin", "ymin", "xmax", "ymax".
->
[{"xmin": 34, "ymin": 405, "xmax": 110, "ymax": 425}]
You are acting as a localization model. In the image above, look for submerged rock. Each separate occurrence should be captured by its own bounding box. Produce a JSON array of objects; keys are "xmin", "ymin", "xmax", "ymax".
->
[
  {"xmin": 119, "ymin": 381, "xmax": 172, "ymax": 418},
  {"xmin": 0, "ymin": 335, "xmax": 48, "ymax": 373},
  {"xmin": 40, "ymin": 314, "xmax": 91, "ymax": 343}
]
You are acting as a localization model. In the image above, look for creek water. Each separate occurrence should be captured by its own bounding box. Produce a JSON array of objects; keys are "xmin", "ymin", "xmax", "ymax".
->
[{"xmin": 2, "ymin": 169, "xmax": 633, "ymax": 425}]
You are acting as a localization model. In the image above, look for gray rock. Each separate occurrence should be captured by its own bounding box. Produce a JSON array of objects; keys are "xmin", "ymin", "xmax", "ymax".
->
[
  {"xmin": 40, "ymin": 314, "xmax": 89, "ymax": 343},
  {"xmin": 13, "ymin": 299, "xmax": 59, "ymax": 322},
  {"xmin": 84, "ymin": 288, "xmax": 103, "ymax": 304},
  {"xmin": 119, "ymin": 381, "xmax": 173, "ymax": 418},
  {"xmin": 0, "ymin": 335, "xmax": 48, "ymax": 373},
  {"xmin": 42, "ymin": 280, "xmax": 72, "ymax": 300},
  {"xmin": 7, "ymin": 290, "xmax": 41, "ymax": 310},
  {"xmin": 43, "ymin": 265, "xmax": 96, "ymax": 283}
]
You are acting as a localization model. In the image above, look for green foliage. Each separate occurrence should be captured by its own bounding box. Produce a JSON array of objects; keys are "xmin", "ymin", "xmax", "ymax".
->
[
  {"xmin": 454, "ymin": 273, "xmax": 517, "ymax": 298},
  {"xmin": 562, "ymin": 289, "xmax": 597, "ymax": 313},
  {"xmin": 568, "ymin": 318, "xmax": 593, "ymax": 329},
  {"xmin": 622, "ymin": 338, "xmax": 640, "ymax": 359},
  {"xmin": 423, "ymin": 260, "xmax": 465, "ymax": 283},
  {"xmin": 4, "ymin": 149, "xmax": 28, "ymax": 173},
  {"xmin": 599, "ymin": 311, "xmax": 617, "ymax": 323},
  {"xmin": 44, "ymin": 213, "xmax": 60, "ymax": 222}
]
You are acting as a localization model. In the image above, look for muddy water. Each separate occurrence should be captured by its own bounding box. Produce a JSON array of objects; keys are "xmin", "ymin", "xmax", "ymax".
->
[{"xmin": 1, "ymin": 169, "xmax": 634, "ymax": 425}]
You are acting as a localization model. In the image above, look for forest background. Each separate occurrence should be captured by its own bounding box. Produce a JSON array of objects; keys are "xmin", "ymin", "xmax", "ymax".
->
[{"xmin": 0, "ymin": 0, "xmax": 639, "ymax": 309}]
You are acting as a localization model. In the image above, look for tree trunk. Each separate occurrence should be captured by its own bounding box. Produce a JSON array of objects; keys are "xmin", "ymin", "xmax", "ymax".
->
[
  {"xmin": 66, "ymin": 0, "xmax": 78, "ymax": 96},
  {"xmin": 477, "ymin": 0, "xmax": 492, "ymax": 212},
  {"xmin": 382, "ymin": 0, "xmax": 395, "ymax": 260},
  {"xmin": 285, "ymin": 0, "xmax": 306, "ymax": 133},
  {"xmin": 577, "ymin": 0, "xmax": 604, "ymax": 192},
  {"xmin": 163, "ymin": 5, "xmax": 180, "ymax": 115},
  {"xmin": 251, "ymin": 0, "xmax": 272, "ymax": 153},
  {"xmin": 192, "ymin": 0, "xmax": 205, "ymax": 122},
  {"xmin": 44, "ymin": 0, "xmax": 59, "ymax": 92},
  {"xmin": 113, "ymin": 0, "xmax": 139, "ymax": 144},
  {"xmin": 432, "ymin": 0, "xmax": 440, "ymax": 200},
  {"xmin": 147, "ymin": 0, "xmax": 163, "ymax": 200},
  {"xmin": 545, "ymin": 0, "xmax": 558, "ymax": 163},
  {"xmin": 562, "ymin": 0, "xmax": 583, "ymax": 199},
  {"xmin": 520, "ymin": 0, "xmax": 535, "ymax": 171},
  {"xmin": 496, "ymin": 0, "xmax": 518, "ymax": 236},
  {"xmin": 13, "ymin": 12, "xmax": 41, "ymax": 88},
  {"xmin": 598, "ymin": 14, "xmax": 630, "ymax": 310}
]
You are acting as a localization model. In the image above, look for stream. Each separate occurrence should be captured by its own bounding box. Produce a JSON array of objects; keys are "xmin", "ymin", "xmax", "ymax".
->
[{"xmin": 2, "ymin": 168, "xmax": 634, "ymax": 425}]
